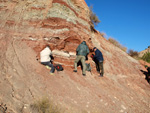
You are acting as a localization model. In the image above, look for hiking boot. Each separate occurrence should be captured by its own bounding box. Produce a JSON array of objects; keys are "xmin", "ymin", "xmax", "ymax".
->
[
  {"xmin": 99, "ymin": 74, "xmax": 103, "ymax": 77},
  {"xmin": 73, "ymin": 70, "xmax": 77, "ymax": 72},
  {"xmin": 83, "ymin": 74, "xmax": 86, "ymax": 76}
]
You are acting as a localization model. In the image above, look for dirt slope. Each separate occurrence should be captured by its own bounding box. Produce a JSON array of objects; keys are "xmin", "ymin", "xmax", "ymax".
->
[{"xmin": 0, "ymin": 0, "xmax": 150, "ymax": 113}]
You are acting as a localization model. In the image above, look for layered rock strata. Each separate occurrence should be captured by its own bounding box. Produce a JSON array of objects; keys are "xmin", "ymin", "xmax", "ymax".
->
[
  {"xmin": 0, "ymin": 0, "xmax": 93, "ymax": 65},
  {"xmin": 0, "ymin": 0, "xmax": 150, "ymax": 113}
]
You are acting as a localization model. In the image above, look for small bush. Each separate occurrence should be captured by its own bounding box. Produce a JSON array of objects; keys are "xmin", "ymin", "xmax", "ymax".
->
[
  {"xmin": 128, "ymin": 49, "xmax": 139, "ymax": 58},
  {"xmin": 141, "ymin": 52, "xmax": 150, "ymax": 63},
  {"xmin": 89, "ymin": 6, "xmax": 100, "ymax": 31},
  {"xmin": 100, "ymin": 32, "xmax": 106, "ymax": 38},
  {"xmin": 108, "ymin": 37, "xmax": 127, "ymax": 52},
  {"xmin": 30, "ymin": 97, "xmax": 61, "ymax": 113}
]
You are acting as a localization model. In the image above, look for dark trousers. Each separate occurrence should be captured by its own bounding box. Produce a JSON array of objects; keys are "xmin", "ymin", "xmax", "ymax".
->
[
  {"xmin": 95, "ymin": 61, "xmax": 104, "ymax": 76},
  {"xmin": 41, "ymin": 62, "xmax": 55, "ymax": 73}
]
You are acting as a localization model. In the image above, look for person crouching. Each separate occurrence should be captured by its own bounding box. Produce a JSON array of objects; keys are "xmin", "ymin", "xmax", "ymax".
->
[{"xmin": 40, "ymin": 45, "xmax": 55, "ymax": 75}]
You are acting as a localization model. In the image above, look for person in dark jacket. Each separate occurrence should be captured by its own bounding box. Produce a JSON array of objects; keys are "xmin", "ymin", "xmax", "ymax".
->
[
  {"xmin": 93, "ymin": 47, "xmax": 104, "ymax": 77},
  {"xmin": 74, "ymin": 41, "xmax": 89, "ymax": 76}
]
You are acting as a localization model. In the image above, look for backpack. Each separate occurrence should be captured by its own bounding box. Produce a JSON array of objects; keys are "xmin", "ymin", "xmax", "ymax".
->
[
  {"xmin": 86, "ymin": 63, "xmax": 91, "ymax": 72},
  {"xmin": 55, "ymin": 64, "xmax": 64, "ymax": 71}
]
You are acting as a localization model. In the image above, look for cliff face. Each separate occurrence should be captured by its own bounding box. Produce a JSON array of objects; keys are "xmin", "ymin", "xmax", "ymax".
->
[
  {"xmin": 0, "ymin": 0, "xmax": 150, "ymax": 113},
  {"xmin": 0, "ymin": 0, "xmax": 91, "ymax": 45},
  {"xmin": 0, "ymin": 0, "xmax": 93, "ymax": 66}
]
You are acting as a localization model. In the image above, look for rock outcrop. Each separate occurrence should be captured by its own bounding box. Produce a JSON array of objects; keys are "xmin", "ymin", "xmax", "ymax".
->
[
  {"xmin": 138, "ymin": 46, "xmax": 150, "ymax": 57},
  {"xmin": 0, "ymin": 0, "xmax": 94, "ymax": 67},
  {"xmin": 0, "ymin": 0, "xmax": 150, "ymax": 113}
]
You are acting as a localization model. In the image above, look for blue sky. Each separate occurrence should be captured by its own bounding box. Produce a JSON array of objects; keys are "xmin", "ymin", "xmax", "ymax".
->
[{"xmin": 85, "ymin": 0, "xmax": 150, "ymax": 52}]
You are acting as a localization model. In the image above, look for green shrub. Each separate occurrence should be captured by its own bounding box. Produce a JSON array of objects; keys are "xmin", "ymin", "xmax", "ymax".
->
[
  {"xmin": 30, "ymin": 97, "xmax": 61, "ymax": 113},
  {"xmin": 108, "ymin": 37, "xmax": 127, "ymax": 52},
  {"xmin": 141, "ymin": 52, "xmax": 150, "ymax": 63}
]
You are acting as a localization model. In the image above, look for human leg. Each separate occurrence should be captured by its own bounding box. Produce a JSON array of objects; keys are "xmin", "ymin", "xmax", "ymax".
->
[
  {"xmin": 99, "ymin": 62, "xmax": 104, "ymax": 76},
  {"xmin": 47, "ymin": 63, "xmax": 55, "ymax": 73},
  {"xmin": 95, "ymin": 61, "xmax": 100, "ymax": 73},
  {"xmin": 80, "ymin": 56, "xmax": 86, "ymax": 75},
  {"xmin": 74, "ymin": 56, "xmax": 81, "ymax": 71},
  {"xmin": 41, "ymin": 62, "xmax": 55, "ymax": 73}
]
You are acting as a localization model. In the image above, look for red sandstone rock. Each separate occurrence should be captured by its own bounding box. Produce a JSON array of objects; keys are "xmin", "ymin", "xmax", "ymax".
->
[{"xmin": 0, "ymin": 0, "xmax": 150, "ymax": 113}]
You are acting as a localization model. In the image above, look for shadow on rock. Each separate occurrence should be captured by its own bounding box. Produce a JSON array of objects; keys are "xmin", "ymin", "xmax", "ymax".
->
[{"xmin": 140, "ymin": 70, "xmax": 150, "ymax": 84}]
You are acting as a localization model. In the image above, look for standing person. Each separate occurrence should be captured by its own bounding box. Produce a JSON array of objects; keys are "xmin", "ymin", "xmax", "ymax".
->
[
  {"xmin": 74, "ymin": 41, "xmax": 89, "ymax": 76},
  {"xmin": 93, "ymin": 47, "xmax": 104, "ymax": 77},
  {"xmin": 39, "ymin": 45, "xmax": 55, "ymax": 75}
]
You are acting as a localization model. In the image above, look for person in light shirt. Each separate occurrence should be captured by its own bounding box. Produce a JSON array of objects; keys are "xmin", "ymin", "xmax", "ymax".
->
[{"xmin": 40, "ymin": 45, "xmax": 55, "ymax": 75}]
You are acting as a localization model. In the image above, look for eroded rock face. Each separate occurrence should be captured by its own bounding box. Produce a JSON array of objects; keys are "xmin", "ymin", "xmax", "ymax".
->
[
  {"xmin": 0, "ymin": 0, "xmax": 150, "ymax": 113},
  {"xmin": 0, "ymin": 0, "xmax": 94, "ymax": 66},
  {"xmin": 0, "ymin": 0, "xmax": 91, "ymax": 44}
]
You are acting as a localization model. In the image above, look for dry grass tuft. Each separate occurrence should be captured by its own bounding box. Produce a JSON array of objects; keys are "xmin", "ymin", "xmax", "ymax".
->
[
  {"xmin": 128, "ymin": 49, "xmax": 139, "ymax": 58},
  {"xmin": 108, "ymin": 37, "xmax": 127, "ymax": 52},
  {"xmin": 30, "ymin": 97, "xmax": 62, "ymax": 113},
  {"xmin": 89, "ymin": 6, "xmax": 100, "ymax": 32}
]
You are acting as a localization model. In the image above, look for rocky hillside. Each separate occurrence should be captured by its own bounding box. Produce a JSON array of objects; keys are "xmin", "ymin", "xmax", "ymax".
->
[
  {"xmin": 139, "ymin": 46, "xmax": 150, "ymax": 57},
  {"xmin": 0, "ymin": 0, "xmax": 150, "ymax": 113}
]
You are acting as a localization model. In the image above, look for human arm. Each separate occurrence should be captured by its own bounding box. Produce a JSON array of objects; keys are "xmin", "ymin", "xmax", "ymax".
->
[
  {"xmin": 87, "ymin": 47, "xmax": 90, "ymax": 54},
  {"xmin": 93, "ymin": 51, "xmax": 99, "ymax": 59}
]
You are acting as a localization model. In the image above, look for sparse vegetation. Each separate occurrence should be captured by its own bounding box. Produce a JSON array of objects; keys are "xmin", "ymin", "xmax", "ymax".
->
[
  {"xmin": 30, "ymin": 97, "xmax": 62, "ymax": 113},
  {"xmin": 100, "ymin": 32, "xmax": 106, "ymax": 38},
  {"xmin": 108, "ymin": 37, "xmax": 127, "ymax": 52},
  {"xmin": 128, "ymin": 49, "xmax": 139, "ymax": 58},
  {"xmin": 141, "ymin": 52, "xmax": 150, "ymax": 63},
  {"xmin": 89, "ymin": 6, "xmax": 100, "ymax": 32}
]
